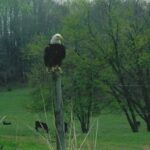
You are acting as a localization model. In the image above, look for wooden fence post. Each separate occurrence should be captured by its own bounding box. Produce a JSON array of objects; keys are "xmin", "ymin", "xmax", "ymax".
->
[{"xmin": 52, "ymin": 71, "xmax": 65, "ymax": 150}]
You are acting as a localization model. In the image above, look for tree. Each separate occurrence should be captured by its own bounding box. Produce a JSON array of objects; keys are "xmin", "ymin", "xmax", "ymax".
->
[{"xmin": 88, "ymin": 0, "xmax": 150, "ymax": 132}]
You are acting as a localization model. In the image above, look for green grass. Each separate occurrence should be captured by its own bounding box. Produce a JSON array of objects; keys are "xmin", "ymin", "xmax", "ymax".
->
[
  {"xmin": 0, "ymin": 87, "xmax": 150, "ymax": 150},
  {"xmin": 0, "ymin": 87, "xmax": 55, "ymax": 150},
  {"xmin": 0, "ymin": 87, "xmax": 31, "ymax": 114}
]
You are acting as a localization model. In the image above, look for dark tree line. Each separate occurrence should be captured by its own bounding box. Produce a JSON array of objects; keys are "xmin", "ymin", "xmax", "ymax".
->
[{"xmin": 0, "ymin": 0, "xmax": 68, "ymax": 85}]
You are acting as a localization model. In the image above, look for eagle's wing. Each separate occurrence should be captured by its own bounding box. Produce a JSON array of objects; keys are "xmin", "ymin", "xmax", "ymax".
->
[
  {"xmin": 60, "ymin": 45, "xmax": 66, "ymax": 59},
  {"xmin": 44, "ymin": 46, "xmax": 48, "ymax": 67},
  {"xmin": 44, "ymin": 45, "xmax": 54, "ymax": 67}
]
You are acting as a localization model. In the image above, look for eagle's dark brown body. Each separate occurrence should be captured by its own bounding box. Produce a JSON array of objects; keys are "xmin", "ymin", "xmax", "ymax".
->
[{"xmin": 44, "ymin": 44, "xmax": 66, "ymax": 68}]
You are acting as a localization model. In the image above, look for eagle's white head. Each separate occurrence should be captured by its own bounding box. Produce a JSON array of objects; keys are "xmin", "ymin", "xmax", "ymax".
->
[{"xmin": 50, "ymin": 33, "xmax": 63, "ymax": 44}]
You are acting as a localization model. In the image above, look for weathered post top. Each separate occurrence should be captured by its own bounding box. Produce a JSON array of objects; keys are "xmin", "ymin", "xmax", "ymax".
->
[{"xmin": 52, "ymin": 70, "xmax": 65, "ymax": 150}]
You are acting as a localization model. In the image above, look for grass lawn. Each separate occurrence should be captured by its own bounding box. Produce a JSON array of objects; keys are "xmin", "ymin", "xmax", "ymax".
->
[{"xmin": 0, "ymin": 87, "xmax": 150, "ymax": 150}]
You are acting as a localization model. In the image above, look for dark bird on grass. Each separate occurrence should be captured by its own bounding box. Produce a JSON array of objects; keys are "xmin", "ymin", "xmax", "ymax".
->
[
  {"xmin": 2, "ymin": 121, "xmax": 12, "ymax": 125},
  {"xmin": 35, "ymin": 121, "xmax": 49, "ymax": 133},
  {"xmin": 0, "ymin": 145, "xmax": 3, "ymax": 150},
  {"xmin": 44, "ymin": 33, "xmax": 66, "ymax": 72}
]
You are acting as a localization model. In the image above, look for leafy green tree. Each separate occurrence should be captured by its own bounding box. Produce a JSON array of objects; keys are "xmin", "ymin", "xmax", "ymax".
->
[
  {"xmin": 62, "ymin": 0, "xmax": 150, "ymax": 132},
  {"xmin": 61, "ymin": 0, "xmax": 112, "ymax": 133},
  {"xmin": 22, "ymin": 35, "xmax": 53, "ymax": 112},
  {"xmin": 89, "ymin": 0, "xmax": 150, "ymax": 132},
  {"xmin": 63, "ymin": 49, "xmax": 106, "ymax": 133}
]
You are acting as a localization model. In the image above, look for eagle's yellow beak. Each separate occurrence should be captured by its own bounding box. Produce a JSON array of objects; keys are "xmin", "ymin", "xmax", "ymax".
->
[{"xmin": 59, "ymin": 35, "xmax": 64, "ymax": 41}]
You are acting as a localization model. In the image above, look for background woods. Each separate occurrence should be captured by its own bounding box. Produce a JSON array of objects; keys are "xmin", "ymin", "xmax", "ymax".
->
[
  {"xmin": 0, "ymin": 0, "xmax": 68, "ymax": 84},
  {"xmin": 0, "ymin": 0, "xmax": 150, "ymax": 134}
]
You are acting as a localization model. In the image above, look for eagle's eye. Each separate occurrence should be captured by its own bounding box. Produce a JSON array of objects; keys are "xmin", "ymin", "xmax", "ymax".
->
[{"xmin": 56, "ymin": 35, "xmax": 59, "ymax": 38}]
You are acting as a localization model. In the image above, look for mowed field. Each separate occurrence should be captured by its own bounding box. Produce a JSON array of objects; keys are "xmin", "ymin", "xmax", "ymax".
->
[{"xmin": 0, "ymin": 88, "xmax": 150, "ymax": 150}]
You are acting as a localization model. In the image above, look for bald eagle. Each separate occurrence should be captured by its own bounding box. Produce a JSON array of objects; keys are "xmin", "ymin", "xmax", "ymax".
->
[{"xmin": 44, "ymin": 33, "xmax": 66, "ymax": 72}]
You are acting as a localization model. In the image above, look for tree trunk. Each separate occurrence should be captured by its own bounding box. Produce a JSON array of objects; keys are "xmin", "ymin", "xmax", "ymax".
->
[
  {"xmin": 145, "ymin": 115, "xmax": 150, "ymax": 132},
  {"xmin": 52, "ymin": 71, "xmax": 65, "ymax": 150},
  {"xmin": 109, "ymin": 85, "xmax": 139, "ymax": 133},
  {"xmin": 81, "ymin": 121, "xmax": 89, "ymax": 133},
  {"xmin": 77, "ymin": 113, "xmax": 90, "ymax": 134},
  {"xmin": 123, "ymin": 109, "xmax": 138, "ymax": 132},
  {"xmin": 146, "ymin": 122, "xmax": 150, "ymax": 132}
]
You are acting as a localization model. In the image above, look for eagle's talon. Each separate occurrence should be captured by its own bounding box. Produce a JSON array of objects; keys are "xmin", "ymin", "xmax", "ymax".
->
[
  {"xmin": 53, "ymin": 66, "xmax": 63, "ymax": 73},
  {"xmin": 52, "ymin": 67, "xmax": 56, "ymax": 72},
  {"xmin": 46, "ymin": 67, "xmax": 51, "ymax": 73},
  {"xmin": 58, "ymin": 67, "xmax": 63, "ymax": 73}
]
